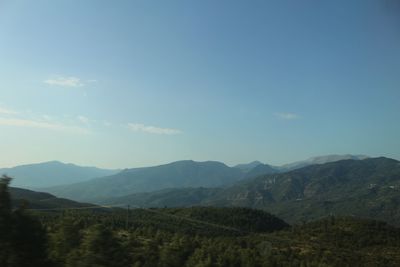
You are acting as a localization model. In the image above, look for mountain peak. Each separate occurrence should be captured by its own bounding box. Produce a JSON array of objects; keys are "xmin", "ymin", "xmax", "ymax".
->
[{"xmin": 234, "ymin": 161, "xmax": 264, "ymax": 171}]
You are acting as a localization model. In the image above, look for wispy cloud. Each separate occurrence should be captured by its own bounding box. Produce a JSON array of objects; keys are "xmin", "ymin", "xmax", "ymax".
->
[
  {"xmin": 127, "ymin": 123, "xmax": 182, "ymax": 135},
  {"xmin": 275, "ymin": 112, "xmax": 300, "ymax": 120},
  {"xmin": 0, "ymin": 117, "xmax": 90, "ymax": 134},
  {"xmin": 1, "ymin": 106, "xmax": 179, "ymax": 136},
  {"xmin": 44, "ymin": 76, "xmax": 84, "ymax": 87},
  {"xmin": 0, "ymin": 106, "xmax": 18, "ymax": 115}
]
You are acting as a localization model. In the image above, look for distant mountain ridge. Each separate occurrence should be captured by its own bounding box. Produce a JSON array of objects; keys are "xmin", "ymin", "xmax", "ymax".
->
[
  {"xmin": 208, "ymin": 157, "xmax": 400, "ymax": 225},
  {"xmin": 0, "ymin": 161, "xmax": 120, "ymax": 188},
  {"xmin": 234, "ymin": 161, "xmax": 264, "ymax": 171},
  {"xmin": 98, "ymin": 157, "xmax": 400, "ymax": 226},
  {"xmin": 277, "ymin": 154, "xmax": 369, "ymax": 172},
  {"xmin": 44, "ymin": 160, "xmax": 245, "ymax": 201},
  {"xmin": 40, "ymin": 154, "xmax": 370, "ymax": 202},
  {"xmin": 3, "ymin": 154, "xmax": 368, "ymax": 190}
]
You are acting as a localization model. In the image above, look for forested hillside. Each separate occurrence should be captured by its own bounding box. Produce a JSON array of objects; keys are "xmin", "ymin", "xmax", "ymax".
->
[
  {"xmin": 99, "ymin": 187, "xmax": 222, "ymax": 208},
  {"xmin": 95, "ymin": 158, "xmax": 400, "ymax": 226},
  {"xmin": 208, "ymin": 157, "xmax": 400, "ymax": 225},
  {"xmin": 2, "ymin": 175, "xmax": 400, "ymax": 267},
  {"xmin": 9, "ymin": 187, "xmax": 95, "ymax": 210}
]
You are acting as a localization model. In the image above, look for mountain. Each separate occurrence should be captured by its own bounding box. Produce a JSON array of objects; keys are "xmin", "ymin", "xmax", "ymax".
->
[
  {"xmin": 10, "ymin": 187, "xmax": 94, "ymax": 210},
  {"xmin": 244, "ymin": 163, "xmax": 277, "ymax": 178},
  {"xmin": 9, "ymin": 155, "xmax": 366, "ymax": 197},
  {"xmin": 44, "ymin": 160, "xmax": 245, "ymax": 202},
  {"xmin": 208, "ymin": 157, "xmax": 400, "ymax": 225},
  {"xmin": 100, "ymin": 157, "xmax": 400, "ymax": 226},
  {"xmin": 278, "ymin": 154, "xmax": 369, "ymax": 172},
  {"xmin": 234, "ymin": 154, "xmax": 368, "ymax": 174},
  {"xmin": 234, "ymin": 161, "xmax": 264, "ymax": 171},
  {"xmin": 0, "ymin": 161, "xmax": 120, "ymax": 188}
]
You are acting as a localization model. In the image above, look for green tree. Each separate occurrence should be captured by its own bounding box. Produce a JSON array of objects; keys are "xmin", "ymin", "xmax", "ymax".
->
[
  {"xmin": 50, "ymin": 216, "xmax": 82, "ymax": 266},
  {"xmin": 68, "ymin": 224, "xmax": 127, "ymax": 267},
  {"xmin": 0, "ymin": 175, "xmax": 50, "ymax": 267},
  {"xmin": 0, "ymin": 176, "xmax": 13, "ymax": 266}
]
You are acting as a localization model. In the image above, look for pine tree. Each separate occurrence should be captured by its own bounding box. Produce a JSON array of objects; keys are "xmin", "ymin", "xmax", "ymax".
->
[
  {"xmin": 0, "ymin": 175, "xmax": 50, "ymax": 267},
  {"xmin": 0, "ymin": 176, "xmax": 13, "ymax": 266},
  {"xmin": 69, "ymin": 224, "xmax": 128, "ymax": 267}
]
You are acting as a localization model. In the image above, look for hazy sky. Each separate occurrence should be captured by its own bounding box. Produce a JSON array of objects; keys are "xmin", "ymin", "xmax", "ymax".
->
[{"xmin": 0, "ymin": 0, "xmax": 399, "ymax": 168}]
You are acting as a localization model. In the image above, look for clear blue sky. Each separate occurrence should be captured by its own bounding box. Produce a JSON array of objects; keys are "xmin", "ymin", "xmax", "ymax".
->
[{"xmin": 0, "ymin": 0, "xmax": 399, "ymax": 168}]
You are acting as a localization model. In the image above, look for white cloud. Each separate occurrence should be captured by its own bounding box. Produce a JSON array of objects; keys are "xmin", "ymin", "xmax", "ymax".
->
[
  {"xmin": 103, "ymin": 121, "xmax": 112, "ymax": 127},
  {"xmin": 0, "ymin": 117, "xmax": 89, "ymax": 134},
  {"xmin": 127, "ymin": 123, "xmax": 182, "ymax": 135},
  {"xmin": 44, "ymin": 76, "xmax": 84, "ymax": 87},
  {"xmin": 275, "ymin": 112, "xmax": 300, "ymax": 120},
  {"xmin": 77, "ymin": 115, "xmax": 90, "ymax": 124},
  {"xmin": 0, "ymin": 106, "xmax": 18, "ymax": 115},
  {"xmin": 42, "ymin": 114, "xmax": 53, "ymax": 121}
]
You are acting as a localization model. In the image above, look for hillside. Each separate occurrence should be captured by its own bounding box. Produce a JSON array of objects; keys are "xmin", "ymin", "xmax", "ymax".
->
[
  {"xmin": 39, "ymin": 208, "xmax": 400, "ymax": 266},
  {"xmin": 10, "ymin": 187, "xmax": 94, "ymax": 210},
  {"xmin": 43, "ymin": 155, "xmax": 366, "ymax": 202},
  {"xmin": 98, "ymin": 157, "xmax": 400, "ymax": 226},
  {"xmin": 44, "ymin": 160, "xmax": 245, "ymax": 201},
  {"xmin": 99, "ymin": 187, "xmax": 222, "ymax": 208},
  {"xmin": 3, "ymin": 172, "xmax": 400, "ymax": 267},
  {"xmin": 161, "ymin": 206, "xmax": 289, "ymax": 233},
  {"xmin": 208, "ymin": 157, "xmax": 400, "ymax": 225},
  {"xmin": 89, "ymin": 206, "xmax": 289, "ymax": 236},
  {"xmin": 1, "ymin": 161, "xmax": 119, "ymax": 188}
]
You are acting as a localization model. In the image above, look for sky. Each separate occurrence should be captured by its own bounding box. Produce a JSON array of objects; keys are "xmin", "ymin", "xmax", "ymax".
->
[{"xmin": 0, "ymin": 0, "xmax": 399, "ymax": 169}]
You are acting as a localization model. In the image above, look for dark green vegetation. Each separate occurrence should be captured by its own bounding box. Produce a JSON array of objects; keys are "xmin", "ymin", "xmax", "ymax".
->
[
  {"xmin": 3, "ymin": 161, "xmax": 119, "ymax": 188},
  {"xmin": 0, "ymin": 176, "xmax": 50, "ymax": 267},
  {"xmin": 100, "ymin": 187, "xmax": 223, "ymax": 208},
  {"xmin": 2, "ymin": 176, "xmax": 400, "ymax": 267},
  {"xmin": 10, "ymin": 187, "xmax": 94, "ymax": 210}
]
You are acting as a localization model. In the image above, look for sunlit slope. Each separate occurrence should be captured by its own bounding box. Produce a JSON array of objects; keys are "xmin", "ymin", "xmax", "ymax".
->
[{"xmin": 208, "ymin": 157, "xmax": 400, "ymax": 225}]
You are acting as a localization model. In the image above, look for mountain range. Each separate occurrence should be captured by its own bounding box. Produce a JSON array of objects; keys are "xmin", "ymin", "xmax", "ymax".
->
[
  {"xmin": 40, "ymin": 155, "xmax": 368, "ymax": 202},
  {"xmin": 2, "ymin": 154, "xmax": 400, "ymax": 226},
  {"xmin": 100, "ymin": 157, "xmax": 400, "ymax": 226},
  {"xmin": 44, "ymin": 160, "xmax": 244, "ymax": 201},
  {"xmin": 5, "ymin": 153, "xmax": 394, "ymax": 226}
]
